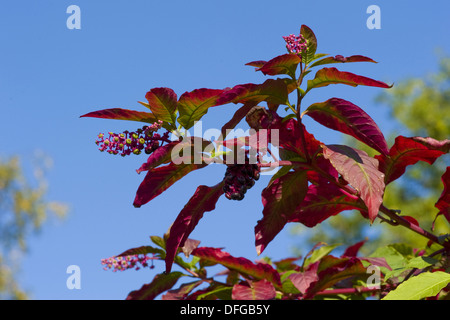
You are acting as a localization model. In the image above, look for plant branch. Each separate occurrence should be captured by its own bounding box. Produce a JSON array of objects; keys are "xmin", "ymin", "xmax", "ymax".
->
[{"xmin": 379, "ymin": 205, "xmax": 450, "ymax": 250}]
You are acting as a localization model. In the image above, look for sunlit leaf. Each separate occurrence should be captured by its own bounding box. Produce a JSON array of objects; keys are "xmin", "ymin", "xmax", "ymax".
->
[
  {"xmin": 133, "ymin": 162, "xmax": 208, "ymax": 208},
  {"xmin": 306, "ymin": 67, "xmax": 392, "ymax": 92},
  {"xmin": 309, "ymin": 55, "xmax": 377, "ymax": 68},
  {"xmin": 145, "ymin": 87, "xmax": 178, "ymax": 126},
  {"xmin": 178, "ymin": 88, "xmax": 227, "ymax": 129},
  {"xmin": 305, "ymin": 97, "xmax": 389, "ymax": 155},
  {"xmin": 255, "ymin": 170, "xmax": 308, "ymax": 255},
  {"xmin": 257, "ymin": 53, "xmax": 301, "ymax": 77},
  {"xmin": 322, "ymin": 144, "xmax": 385, "ymax": 223},
  {"xmin": 376, "ymin": 136, "xmax": 450, "ymax": 185},
  {"xmin": 165, "ymin": 183, "xmax": 224, "ymax": 273},
  {"xmin": 382, "ymin": 271, "xmax": 450, "ymax": 300},
  {"xmin": 80, "ymin": 108, "xmax": 157, "ymax": 123},
  {"xmin": 232, "ymin": 279, "xmax": 276, "ymax": 300},
  {"xmin": 126, "ymin": 272, "xmax": 185, "ymax": 300},
  {"xmin": 192, "ymin": 247, "xmax": 282, "ymax": 289}
]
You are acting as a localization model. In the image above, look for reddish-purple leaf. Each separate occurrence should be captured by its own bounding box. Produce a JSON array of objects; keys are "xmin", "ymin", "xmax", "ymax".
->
[
  {"xmin": 257, "ymin": 53, "xmax": 302, "ymax": 76},
  {"xmin": 177, "ymin": 88, "xmax": 227, "ymax": 129},
  {"xmin": 192, "ymin": 247, "xmax": 282, "ymax": 289},
  {"xmin": 255, "ymin": 170, "xmax": 308, "ymax": 255},
  {"xmin": 80, "ymin": 108, "xmax": 158, "ymax": 123},
  {"xmin": 342, "ymin": 240, "xmax": 367, "ymax": 257},
  {"xmin": 245, "ymin": 60, "xmax": 267, "ymax": 69},
  {"xmin": 232, "ymin": 279, "xmax": 276, "ymax": 300},
  {"xmin": 306, "ymin": 67, "xmax": 392, "ymax": 92},
  {"xmin": 289, "ymin": 262, "xmax": 319, "ymax": 294},
  {"xmin": 126, "ymin": 272, "xmax": 184, "ymax": 300},
  {"xmin": 277, "ymin": 119, "xmax": 323, "ymax": 161},
  {"xmin": 145, "ymin": 87, "xmax": 178, "ymax": 125},
  {"xmin": 162, "ymin": 280, "xmax": 205, "ymax": 300},
  {"xmin": 304, "ymin": 256, "xmax": 367, "ymax": 299},
  {"xmin": 309, "ymin": 55, "xmax": 377, "ymax": 68},
  {"xmin": 136, "ymin": 140, "xmax": 181, "ymax": 174},
  {"xmin": 322, "ymin": 145, "xmax": 385, "ymax": 223},
  {"xmin": 133, "ymin": 162, "xmax": 208, "ymax": 208},
  {"xmin": 165, "ymin": 183, "xmax": 224, "ymax": 273},
  {"xmin": 217, "ymin": 78, "xmax": 291, "ymax": 106},
  {"xmin": 289, "ymin": 183, "xmax": 364, "ymax": 227},
  {"xmin": 116, "ymin": 245, "xmax": 164, "ymax": 257},
  {"xmin": 376, "ymin": 136, "xmax": 450, "ymax": 185},
  {"xmin": 435, "ymin": 167, "xmax": 450, "ymax": 224},
  {"xmin": 305, "ymin": 98, "xmax": 389, "ymax": 155}
]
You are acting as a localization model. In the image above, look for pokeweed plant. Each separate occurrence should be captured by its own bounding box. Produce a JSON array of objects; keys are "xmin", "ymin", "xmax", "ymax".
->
[{"xmin": 82, "ymin": 25, "xmax": 450, "ymax": 300}]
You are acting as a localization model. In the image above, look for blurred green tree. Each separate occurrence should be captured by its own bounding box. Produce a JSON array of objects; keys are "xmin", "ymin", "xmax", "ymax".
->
[{"xmin": 0, "ymin": 154, "xmax": 67, "ymax": 299}]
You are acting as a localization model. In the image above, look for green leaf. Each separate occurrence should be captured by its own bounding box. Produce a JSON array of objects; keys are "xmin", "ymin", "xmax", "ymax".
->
[
  {"xmin": 382, "ymin": 271, "xmax": 450, "ymax": 300},
  {"xmin": 303, "ymin": 243, "xmax": 341, "ymax": 269},
  {"xmin": 406, "ymin": 256, "xmax": 438, "ymax": 269},
  {"xmin": 300, "ymin": 25, "xmax": 317, "ymax": 65},
  {"xmin": 145, "ymin": 87, "xmax": 178, "ymax": 127},
  {"xmin": 177, "ymin": 88, "xmax": 227, "ymax": 130}
]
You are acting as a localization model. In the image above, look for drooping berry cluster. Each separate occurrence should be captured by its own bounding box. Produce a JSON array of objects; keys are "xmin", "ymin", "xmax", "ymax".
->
[
  {"xmin": 223, "ymin": 159, "xmax": 260, "ymax": 201},
  {"xmin": 101, "ymin": 254, "xmax": 155, "ymax": 272},
  {"xmin": 282, "ymin": 33, "xmax": 307, "ymax": 54},
  {"xmin": 95, "ymin": 120, "xmax": 169, "ymax": 156}
]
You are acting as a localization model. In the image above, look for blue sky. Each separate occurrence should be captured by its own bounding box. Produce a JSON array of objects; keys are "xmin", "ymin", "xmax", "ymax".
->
[{"xmin": 1, "ymin": 1, "xmax": 449, "ymax": 299}]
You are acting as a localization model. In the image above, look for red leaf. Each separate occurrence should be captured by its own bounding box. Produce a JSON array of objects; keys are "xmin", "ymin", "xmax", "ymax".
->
[
  {"xmin": 255, "ymin": 170, "xmax": 309, "ymax": 255},
  {"xmin": 289, "ymin": 183, "xmax": 363, "ymax": 228},
  {"xmin": 304, "ymin": 256, "xmax": 367, "ymax": 299},
  {"xmin": 162, "ymin": 280, "xmax": 204, "ymax": 300},
  {"xmin": 376, "ymin": 136, "xmax": 450, "ymax": 185},
  {"xmin": 133, "ymin": 162, "xmax": 208, "ymax": 208},
  {"xmin": 192, "ymin": 247, "xmax": 282, "ymax": 289},
  {"xmin": 245, "ymin": 60, "xmax": 267, "ymax": 69},
  {"xmin": 217, "ymin": 78, "xmax": 291, "ymax": 106},
  {"xmin": 435, "ymin": 167, "xmax": 450, "ymax": 224},
  {"xmin": 310, "ymin": 55, "xmax": 377, "ymax": 68},
  {"xmin": 257, "ymin": 53, "xmax": 302, "ymax": 76},
  {"xmin": 126, "ymin": 272, "xmax": 184, "ymax": 300},
  {"xmin": 305, "ymin": 98, "xmax": 389, "ymax": 155},
  {"xmin": 342, "ymin": 240, "xmax": 367, "ymax": 257},
  {"xmin": 232, "ymin": 279, "xmax": 276, "ymax": 300},
  {"xmin": 177, "ymin": 88, "xmax": 227, "ymax": 129},
  {"xmin": 165, "ymin": 183, "xmax": 224, "ymax": 273},
  {"xmin": 145, "ymin": 87, "xmax": 178, "ymax": 125},
  {"xmin": 322, "ymin": 144, "xmax": 385, "ymax": 223},
  {"xmin": 289, "ymin": 262, "xmax": 319, "ymax": 294},
  {"xmin": 277, "ymin": 119, "xmax": 323, "ymax": 161},
  {"xmin": 306, "ymin": 67, "xmax": 392, "ymax": 92},
  {"xmin": 136, "ymin": 140, "xmax": 181, "ymax": 174},
  {"xmin": 80, "ymin": 108, "xmax": 157, "ymax": 123}
]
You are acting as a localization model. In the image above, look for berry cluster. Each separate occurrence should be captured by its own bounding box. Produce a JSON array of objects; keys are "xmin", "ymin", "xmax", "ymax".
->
[
  {"xmin": 223, "ymin": 161, "xmax": 260, "ymax": 201},
  {"xmin": 101, "ymin": 254, "xmax": 155, "ymax": 272},
  {"xmin": 282, "ymin": 33, "xmax": 308, "ymax": 54},
  {"xmin": 95, "ymin": 120, "xmax": 169, "ymax": 156}
]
